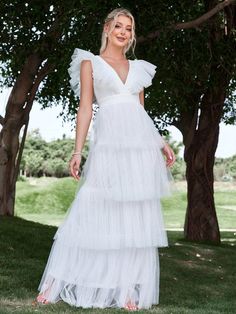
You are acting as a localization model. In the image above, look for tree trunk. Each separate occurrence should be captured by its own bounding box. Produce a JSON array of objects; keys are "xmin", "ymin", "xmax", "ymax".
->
[
  {"xmin": 183, "ymin": 111, "xmax": 221, "ymax": 244},
  {"xmin": 0, "ymin": 54, "xmax": 44, "ymax": 216},
  {"xmin": 180, "ymin": 65, "xmax": 230, "ymax": 244},
  {"xmin": 176, "ymin": 0, "xmax": 236, "ymax": 244}
]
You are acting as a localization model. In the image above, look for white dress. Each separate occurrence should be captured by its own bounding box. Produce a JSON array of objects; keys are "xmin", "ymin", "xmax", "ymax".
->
[{"xmin": 38, "ymin": 48, "xmax": 172, "ymax": 309}]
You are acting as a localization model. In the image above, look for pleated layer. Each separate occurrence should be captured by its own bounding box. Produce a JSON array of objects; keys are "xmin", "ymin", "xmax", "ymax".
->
[
  {"xmin": 81, "ymin": 96, "xmax": 172, "ymax": 202},
  {"xmin": 54, "ymin": 194, "xmax": 168, "ymax": 249},
  {"xmin": 92, "ymin": 95, "xmax": 166, "ymax": 150},
  {"xmin": 51, "ymin": 95, "xmax": 170, "ymax": 250},
  {"xmin": 83, "ymin": 146, "xmax": 171, "ymax": 202},
  {"xmin": 38, "ymin": 246, "xmax": 159, "ymax": 309}
]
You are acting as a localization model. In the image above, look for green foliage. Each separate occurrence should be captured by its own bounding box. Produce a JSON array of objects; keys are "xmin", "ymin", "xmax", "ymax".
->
[
  {"xmin": 162, "ymin": 134, "xmax": 186, "ymax": 180},
  {"xmin": 20, "ymin": 129, "xmax": 236, "ymax": 182},
  {"xmin": 15, "ymin": 177, "xmax": 79, "ymax": 215},
  {"xmin": 132, "ymin": 1, "xmax": 236, "ymax": 128},
  {"xmin": 20, "ymin": 129, "xmax": 89, "ymax": 177},
  {"xmin": 0, "ymin": 1, "xmax": 235, "ymax": 127},
  {"xmin": 171, "ymin": 158, "xmax": 186, "ymax": 181},
  {"xmin": 17, "ymin": 175, "xmax": 27, "ymax": 182},
  {"xmin": 168, "ymin": 153, "xmax": 236, "ymax": 183},
  {"xmin": 214, "ymin": 155, "xmax": 236, "ymax": 181}
]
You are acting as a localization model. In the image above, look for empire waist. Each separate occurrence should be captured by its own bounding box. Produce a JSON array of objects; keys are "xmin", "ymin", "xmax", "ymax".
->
[{"xmin": 97, "ymin": 94, "xmax": 140, "ymax": 107}]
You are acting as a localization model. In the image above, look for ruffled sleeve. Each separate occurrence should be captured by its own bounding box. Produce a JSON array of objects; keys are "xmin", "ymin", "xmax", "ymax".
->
[
  {"xmin": 138, "ymin": 60, "xmax": 157, "ymax": 88},
  {"xmin": 68, "ymin": 48, "xmax": 95, "ymax": 99},
  {"xmin": 129, "ymin": 59, "xmax": 157, "ymax": 94}
]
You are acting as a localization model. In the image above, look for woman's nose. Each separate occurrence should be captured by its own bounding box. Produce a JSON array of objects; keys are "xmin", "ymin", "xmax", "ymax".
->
[{"xmin": 120, "ymin": 27, "xmax": 125, "ymax": 35}]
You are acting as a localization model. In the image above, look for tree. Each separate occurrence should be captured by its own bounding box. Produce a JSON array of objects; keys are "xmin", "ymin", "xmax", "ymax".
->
[
  {"xmin": 0, "ymin": 1, "xmax": 235, "ymax": 244},
  {"xmin": 0, "ymin": 0, "xmax": 100, "ymax": 215},
  {"xmin": 137, "ymin": 0, "xmax": 236, "ymax": 243}
]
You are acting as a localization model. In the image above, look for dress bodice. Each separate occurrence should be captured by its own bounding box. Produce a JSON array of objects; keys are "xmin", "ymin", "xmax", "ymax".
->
[{"xmin": 68, "ymin": 48, "xmax": 157, "ymax": 106}]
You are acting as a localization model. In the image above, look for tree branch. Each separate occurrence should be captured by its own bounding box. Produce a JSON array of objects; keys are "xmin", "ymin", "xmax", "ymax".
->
[
  {"xmin": 38, "ymin": 9, "xmax": 64, "ymax": 57},
  {"xmin": 14, "ymin": 119, "xmax": 29, "ymax": 183},
  {"xmin": 137, "ymin": 0, "xmax": 235, "ymax": 43},
  {"xmin": 174, "ymin": 0, "xmax": 235, "ymax": 30},
  {"xmin": 0, "ymin": 115, "xmax": 4, "ymax": 125},
  {"xmin": 24, "ymin": 61, "xmax": 55, "ymax": 115}
]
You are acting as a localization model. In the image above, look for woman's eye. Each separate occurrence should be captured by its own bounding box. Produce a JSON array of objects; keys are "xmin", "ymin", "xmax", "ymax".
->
[{"xmin": 115, "ymin": 24, "xmax": 131, "ymax": 32}]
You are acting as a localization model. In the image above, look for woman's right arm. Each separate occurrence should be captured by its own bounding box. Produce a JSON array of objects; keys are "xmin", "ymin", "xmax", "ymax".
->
[{"xmin": 69, "ymin": 60, "xmax": 94, "ymax": 180}]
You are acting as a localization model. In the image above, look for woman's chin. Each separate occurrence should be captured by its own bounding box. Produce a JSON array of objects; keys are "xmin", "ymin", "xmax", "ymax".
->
[{"xmin": 114, "ymin": 41, "xmax": 127, "ymax": 49}]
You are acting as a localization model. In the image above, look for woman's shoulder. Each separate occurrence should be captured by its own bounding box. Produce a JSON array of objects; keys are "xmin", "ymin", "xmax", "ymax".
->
[
  {"xmin": 68, "ymin": 48, "xmax": 95, "ymax": 78},
  {"xmin": 70, "ymin": 48, "xmax": 95, "ymax": 61},
  {"xmin": 68, "ymin": 48, "xmax": 96, "ymax": 99}
]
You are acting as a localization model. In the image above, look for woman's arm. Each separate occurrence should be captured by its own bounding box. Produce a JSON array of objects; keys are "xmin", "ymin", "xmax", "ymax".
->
[
  {"xmin": 70, "ymin": 59, "xmax": 94, "ymax": 180},
  {"xmin": 139, "ymin": 90, "xmax": 145, "ymax": 107},
  {"xmin": 139, "ymin": 90, "xmax": 176, "ymax": 167},
  {"xmin": 74, "ymin": 60, "xmax": 93, "ymax": 152}
]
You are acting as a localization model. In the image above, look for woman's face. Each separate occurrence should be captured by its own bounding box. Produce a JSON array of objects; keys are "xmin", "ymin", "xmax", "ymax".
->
[{"xmin": 105, "ymin": 15, "xmax": 132, "ymax": 49}]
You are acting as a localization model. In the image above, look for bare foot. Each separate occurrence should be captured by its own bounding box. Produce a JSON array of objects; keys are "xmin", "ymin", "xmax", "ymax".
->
[
  {"xmin": 32, "ymin": 294, "xmax": 49, "ymax": 305},
  {"xmin": 124, "ymin": 300, "xmax": 139, "ymax": 311}
]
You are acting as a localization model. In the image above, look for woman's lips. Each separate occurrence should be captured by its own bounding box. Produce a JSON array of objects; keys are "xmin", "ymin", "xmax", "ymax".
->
[{"xmin": 117, "ymin": 37, "xmax": 126, "ymax": 42}]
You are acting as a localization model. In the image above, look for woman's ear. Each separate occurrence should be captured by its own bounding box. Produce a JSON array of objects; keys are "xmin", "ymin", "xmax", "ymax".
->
[{"xmin": 103, "ymin": 23, "xmax": 109, "ymax": 34}]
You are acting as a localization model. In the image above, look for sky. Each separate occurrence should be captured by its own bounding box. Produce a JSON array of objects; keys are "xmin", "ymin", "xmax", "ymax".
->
[{"xmin": 1, "ymin": 88, "xmax": 236, "ymax": 158}]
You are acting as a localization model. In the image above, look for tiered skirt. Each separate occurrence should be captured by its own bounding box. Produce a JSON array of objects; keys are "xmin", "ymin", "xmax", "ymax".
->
[{"xmin": 38, "ymin": 95, "xmax": 171, "ymax": 309}]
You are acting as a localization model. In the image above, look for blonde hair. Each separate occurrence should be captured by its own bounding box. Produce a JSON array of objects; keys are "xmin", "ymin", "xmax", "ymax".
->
[{"xmin": 100, "ymin": 8, "xmax": 136, "ymax": 56}]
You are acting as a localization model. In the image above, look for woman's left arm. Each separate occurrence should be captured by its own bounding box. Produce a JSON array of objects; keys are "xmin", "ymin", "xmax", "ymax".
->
[
  {"xmin": 139, "ymin": 90, "xmax": 176, "ymax": 167},
  {"xmin": 162, "ymin": 143, "xmax": 176, "ymax": 167},
  {"xmin": 139, "ymin": 90, "xmax": 145, "ymax": 107}
]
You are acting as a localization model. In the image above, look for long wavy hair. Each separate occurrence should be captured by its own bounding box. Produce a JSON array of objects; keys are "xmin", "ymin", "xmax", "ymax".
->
[{"xmin": 99, "ymin": 8, "xmax": 136, "ymax": 57}]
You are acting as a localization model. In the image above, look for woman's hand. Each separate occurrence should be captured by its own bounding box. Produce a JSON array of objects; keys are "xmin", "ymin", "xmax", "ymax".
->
[
  {"xmin": 162, "ymin": 142, "xmax": 176, "ymax": 167},
  {"xmin": 69, "ymin": 155, "xmax": 82, "ymax": 180}
]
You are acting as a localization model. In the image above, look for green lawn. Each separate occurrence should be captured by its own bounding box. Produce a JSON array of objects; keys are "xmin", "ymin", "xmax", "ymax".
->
[
  {"xmin": 15, "ymin": 177, "xmax": 236, "ymax": 230},
  {"xmin": 1, "ymin": 178, "xmax": 236, "ymax": 313},
  {"xmin": 0, "ymin": 217, "xmax": 235, "ymax": 313}
]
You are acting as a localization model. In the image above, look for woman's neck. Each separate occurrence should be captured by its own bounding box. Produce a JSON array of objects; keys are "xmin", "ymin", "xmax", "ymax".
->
[{"xmin": 101, "ymin": 45, "xmax": 125, "ymax": 60}]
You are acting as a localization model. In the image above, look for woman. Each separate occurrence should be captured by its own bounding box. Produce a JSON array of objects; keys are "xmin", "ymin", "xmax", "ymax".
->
[{"xmin": 36, "ymin": 8, "xmax": 175, "ymax": 311}]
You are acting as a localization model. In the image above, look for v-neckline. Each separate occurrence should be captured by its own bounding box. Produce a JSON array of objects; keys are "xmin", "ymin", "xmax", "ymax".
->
[{"xmin": 97, "ymin": 55, "xmax": 131, "ymax": 86}]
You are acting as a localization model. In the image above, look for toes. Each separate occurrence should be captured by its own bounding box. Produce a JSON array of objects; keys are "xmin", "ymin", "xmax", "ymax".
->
[
  {"xmin": 35, "ymin": 294, "xmax": 49, "ymax": 305},
  {"xmin": 124, "ymin": 303, "xmax": 138, "ymax": 311}
]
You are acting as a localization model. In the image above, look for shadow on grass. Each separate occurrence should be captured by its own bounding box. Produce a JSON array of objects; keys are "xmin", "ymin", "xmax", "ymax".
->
[{"xmin": 0, "ymin": 217, "xmax": 235, "ymax": 314}]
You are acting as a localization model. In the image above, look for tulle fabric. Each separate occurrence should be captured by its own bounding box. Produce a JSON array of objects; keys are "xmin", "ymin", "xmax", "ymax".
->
[
  {"xmin": 38, "ymin": 246, "xmax": 159, "ymax": 309},
  {"xmin": 67, "ymin": 48, "xmax": 158, "ymax": 103},
  {"xmin": 83, "ymin": 94, "xmax": 171, "ymax": 202},
  {"xmin": 68, "ymin": 48, "xmax": 96, "ymax": 103},
  {"xmin": 53, "ymin": 196, "xmax": 168, "ymax": 250},
  {"xmin": 127, "ymin": 60, "xmax": 157, "ymax": 93},
  {"xmin": 38, "ymin": 48, "xmax": 172, "ymax": 310}
]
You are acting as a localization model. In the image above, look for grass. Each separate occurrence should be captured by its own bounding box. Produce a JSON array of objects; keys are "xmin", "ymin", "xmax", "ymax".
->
[
  {"xmin": 15, "ymin": 177, "xmax": 80, "ymax": 226},
  {"xmin": 1, "ymin": 178, "xmax": 236, "ymax": 313},
  {"xmin": 15, "ymin": 178, "xmax": 236, "ymax": 230},
  {"xmin": 0, "ymin": 217, "xmax": 235, "ymax": 313}
]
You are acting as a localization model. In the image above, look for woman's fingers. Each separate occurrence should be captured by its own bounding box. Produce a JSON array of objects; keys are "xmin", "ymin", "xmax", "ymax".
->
[
  {"xmin": 70, "ymin": 159, "xmax": 81, "ymax": 180},
  {"xmin": 73, "ymin": 165, "xmax": 80, "ymax": 180},
  {"xmin": 70, "ymin": 161, "xmax": 76, "ymax": 178},
  {"xmin": 171, "ymin": 151, "xmax": 176, "ymax": 166},
  {"xmin": 167, "ymin": 149, "xmax": 175, "ymax": 167},
  {"xmin": 163, "ymin": 144, "xmax": 176, "ymax": 167}
]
